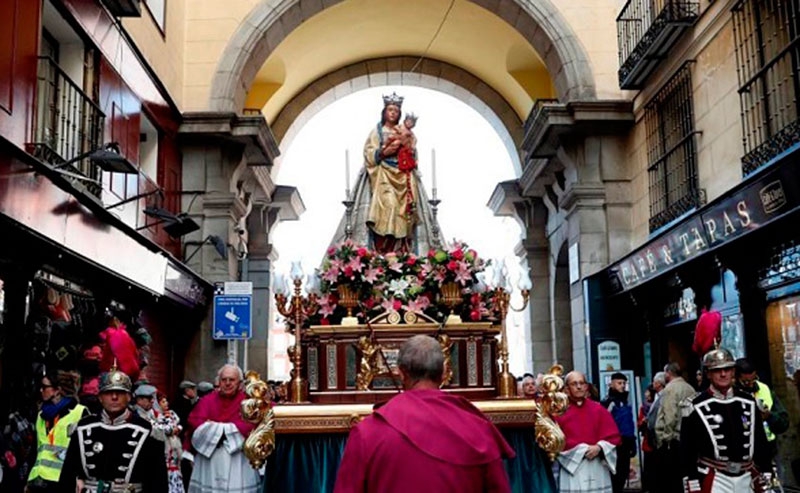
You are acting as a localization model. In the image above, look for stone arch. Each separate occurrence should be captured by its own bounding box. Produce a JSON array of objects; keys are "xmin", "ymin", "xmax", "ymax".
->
[
  {"xmin": 272, "ymin": 57, "xmax": 523, "ymax": 174},
  {"xmin": 208, "ymin": 0, "xmax": 597, "ymax": 113}
]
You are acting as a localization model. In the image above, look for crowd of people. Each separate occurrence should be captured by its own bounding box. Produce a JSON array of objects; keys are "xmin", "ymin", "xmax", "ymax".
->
[
  {"xmin": 11, "ymin": 336, "xmax": 798, "ymax": 493},
  {"xmin": 14, "ymin": 364, "xmax": 290, "ymax": 493},
  {"xmin": 509, "ymin": 349, "xmax": 794, "ymax": 493}
]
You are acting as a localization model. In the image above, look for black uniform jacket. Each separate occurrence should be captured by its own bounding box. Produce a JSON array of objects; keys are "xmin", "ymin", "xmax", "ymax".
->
[
  {"xmin": 57, "ymin": 410, "xmax": 168, "ymax": 492},
  {"xmin": 680, "ymin": 387, "xmax": 771, "ymax": 481}
]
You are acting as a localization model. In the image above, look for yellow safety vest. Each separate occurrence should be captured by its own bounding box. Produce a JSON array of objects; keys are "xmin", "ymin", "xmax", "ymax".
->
[
  {"xmin": 754, "ymin": 382, "xmax": 775, "ymax": 441},
  {"xmin": 28, "ymin": 404, "xmax": 85, "ymax": 482}
]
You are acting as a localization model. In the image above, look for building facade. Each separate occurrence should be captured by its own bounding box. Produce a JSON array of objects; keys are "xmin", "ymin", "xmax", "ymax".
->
[{"xmin": 498, "ymin": 0, "xmax": 800, "ymax": 482}]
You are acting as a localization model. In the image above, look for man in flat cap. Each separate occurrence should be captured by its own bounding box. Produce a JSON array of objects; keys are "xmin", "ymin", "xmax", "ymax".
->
[
  {"xmin": 133, "ymin": 384, "xmax": 159, "ymax": 422},
  {"xmin": 600, "ymin": 372, "xmax": 636, "ymax": 493},
  {"xmin": 58, "ymin": 368, "xmax": 167, "ymax": 492},
  {"xmin": 172, "ymin": 381, "xmax": 198, "ymax": 433},
  {"xmin": 680, "ymin": 348, "xmax": 771, "ymax": 492}
]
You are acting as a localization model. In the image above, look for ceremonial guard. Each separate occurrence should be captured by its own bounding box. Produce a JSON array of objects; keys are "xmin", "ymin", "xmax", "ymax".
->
[
  {"xmin": 680, "ymin": 348, "xmax": 771, "ymax": 493},
  {"xmin": 57, "ymin": 367, "xmax": 168, "ymax": 492}
]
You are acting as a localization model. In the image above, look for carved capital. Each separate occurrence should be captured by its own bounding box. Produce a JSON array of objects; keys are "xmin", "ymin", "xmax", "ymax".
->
[{"xmin": 559, "ymin": 183, "xmax": 606, "ymax": 214}]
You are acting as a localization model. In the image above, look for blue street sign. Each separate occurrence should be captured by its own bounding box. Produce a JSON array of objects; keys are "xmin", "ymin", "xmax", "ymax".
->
[{"xmin": 213, "ymin": 295, "xmax": 252, "ymax": 340}]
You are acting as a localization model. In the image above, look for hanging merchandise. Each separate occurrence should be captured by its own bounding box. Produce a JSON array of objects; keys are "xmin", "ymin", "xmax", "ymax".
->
[{"xmin": 99, "ymin": 307, "xmax": 140, "ymax": 381}]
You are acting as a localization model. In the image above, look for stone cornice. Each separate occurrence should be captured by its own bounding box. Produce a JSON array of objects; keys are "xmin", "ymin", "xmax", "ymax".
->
[
  {"xmin": 486, "ymin": 180, "xmax": 522, "ymax": 217},
  {"xmin": 179, "ymin": 112, "xmax": 280, "ymax": 168},
  {"xmin": 202, "ymin": 193, "xmax": 249, "ymax": 220},
  {"xmin": 559, "ymin": 183, "xmax": 607, "ymax": 214},
  {"xmin": 521, "ymin": 100, "xmax": 634, "ymax": 163},
  {"xmin": 271, "ymin": 185, "xmax": 306, "ymax": 221}
]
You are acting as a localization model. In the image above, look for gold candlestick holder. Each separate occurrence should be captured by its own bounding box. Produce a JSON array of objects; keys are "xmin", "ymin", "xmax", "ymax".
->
[
  {"xmin": 494, "ymin": 286, "xmax": 530, "ymax": 399},
  {"xmin": 275, "ymin": 278, "xmax": 318, "ymax": 403},
  {"xmin": 337, "ymin": 283, "xmax": 359, "ymax": 325},
  {"xmin": 440, "ymin": 281, "xmax": 463, "ymax": 325}
]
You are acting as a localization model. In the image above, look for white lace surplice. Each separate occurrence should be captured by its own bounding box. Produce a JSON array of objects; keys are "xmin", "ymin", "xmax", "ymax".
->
[
  {"xmin": 188, "ymin": 421, "xmax": 260, "ymax": 493},
  {"xmin": 556, "ymin": 441, "xmax": 617, "ymax": 493}
]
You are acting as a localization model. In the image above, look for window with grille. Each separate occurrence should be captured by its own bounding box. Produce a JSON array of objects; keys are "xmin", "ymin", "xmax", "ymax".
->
[
  {"xmin": 733, "ymin": 0, "xmax": 800, "ymax": 175},
  {"xmin": 645, "ymin": 62, "xmax": 703, "ymax": 232}
]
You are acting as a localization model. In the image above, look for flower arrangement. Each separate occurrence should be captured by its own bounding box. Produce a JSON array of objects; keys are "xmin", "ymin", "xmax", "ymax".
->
[{"xmin": 314, "ymin": 240, "xmax": 490, "ymax": 324}]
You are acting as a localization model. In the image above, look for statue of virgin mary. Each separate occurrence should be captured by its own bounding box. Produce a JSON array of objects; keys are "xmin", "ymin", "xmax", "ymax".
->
[{"xmin": 329, "ymin": 92, "xmax": 443, "ymax": 255}]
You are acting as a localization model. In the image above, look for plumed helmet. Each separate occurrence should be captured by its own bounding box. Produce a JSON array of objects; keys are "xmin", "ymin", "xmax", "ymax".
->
[
  {"xmin": 703, "ymin": 347, "xmax": 735, "ymax": 370},
  {"xmin": 99, "ymin": 368, "xmax": 132, "ymax": 393}
]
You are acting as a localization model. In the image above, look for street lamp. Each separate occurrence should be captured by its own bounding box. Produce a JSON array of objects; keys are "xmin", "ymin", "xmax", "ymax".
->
[
  {"xmin": 490, "ymin": 260, "xmax": 532, "ymax": 399},
  {"xmin": 273, "ymin": 262, "xmax": 318, "ymax": 404}
]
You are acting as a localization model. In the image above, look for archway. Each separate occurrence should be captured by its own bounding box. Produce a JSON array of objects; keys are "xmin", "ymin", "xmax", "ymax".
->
[
  {"xmin": 272, "ymin": 57, "xmax": 523, "ymax": 174},
  {"xmin": 553, "ymin": 242, "xmax": 573, "ymax": 368},
  {"xmin": 208, "ymin": 0, "xmax": 597, "ymax": 114}
]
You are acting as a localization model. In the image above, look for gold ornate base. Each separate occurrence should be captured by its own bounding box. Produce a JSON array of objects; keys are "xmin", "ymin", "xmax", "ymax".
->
[
  {"xmin": 497, "ymin": 371, "xmax": 516, "ymax": 399},
  {"xmin": 341, "ymin": 316, "xmax": 359, "ymax": 326}
]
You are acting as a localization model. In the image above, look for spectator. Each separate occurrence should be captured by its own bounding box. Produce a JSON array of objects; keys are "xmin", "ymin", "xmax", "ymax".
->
[
  {"xmin": 600, "ymin": 372, "xmax": 636, "ymax": 493},
  {"xmin": 735, "ymin": 359, "xmax": 789, "ymax": 466},
  {"xmin": 654, "ymin": 362, "xmax": 696, "ymax": 493},
  {"xmin": 196, "ymin": 381, "xmax": 214, "ymax": 398},
  {"xmin": 521, "ymin": 373, "xmax": 537, "ymax": 399},
  {"xmin": 26, "ymin": 372, "xmax": 88, "ymax": 492}
]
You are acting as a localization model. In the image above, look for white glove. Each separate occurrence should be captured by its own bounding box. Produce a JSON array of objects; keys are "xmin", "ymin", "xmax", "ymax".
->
[{"xmin": 684, "ymin": 477, "xmax": 701, "ymax": 493}]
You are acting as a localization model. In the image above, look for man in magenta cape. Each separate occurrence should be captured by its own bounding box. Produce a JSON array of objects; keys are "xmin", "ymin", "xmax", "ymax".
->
[
  {"xmin": 554, "ymin": 371, "xmax": 621, "ymax": 492},
  {"xmin": 186, "ymin": 364, "xmax": 258, "ymax": 493},
  {"xmin": 334, "ymin": 335, "xmax": 515, "ymax": 493}
]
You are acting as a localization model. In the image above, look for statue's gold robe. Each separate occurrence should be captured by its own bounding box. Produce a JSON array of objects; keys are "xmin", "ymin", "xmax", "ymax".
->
[{"xmin": 363, "ymin": 124, "xmax": 417, "ymax": 239}]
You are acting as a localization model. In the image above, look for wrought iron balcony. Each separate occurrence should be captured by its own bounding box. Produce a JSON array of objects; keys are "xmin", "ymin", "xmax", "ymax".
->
[
  {"xmin": 28, "ymin": 56, "xmax": 105, "ymax": 196},
  {"xmin": 733, "ymin": 0, "xmax": 800, "ymax": 176},
  {"xmin": 617, "ymin": 0, "xmax": 699, "ymax": 89}
]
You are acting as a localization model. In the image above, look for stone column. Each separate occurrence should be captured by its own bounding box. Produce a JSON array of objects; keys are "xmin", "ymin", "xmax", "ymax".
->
[
  {"xmin": 240, "ymin": 198, "xmax": 281, "ymax": 375},
  {"xmin": 180, "ymin": 142, "xmax": 250, "ymax": 380},
  {"xmin": 513, "ymin": 198, "xmax": 554, "ymax": 374},
  {"xmin": 558, "ymin": 137, "xmax": 615, "ymax": 373}
]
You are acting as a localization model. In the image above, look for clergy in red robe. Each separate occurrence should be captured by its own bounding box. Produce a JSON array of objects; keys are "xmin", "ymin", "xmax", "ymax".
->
[
  {"xmin": 186, "ymin": 364, "xmax": 258, "ymax": 493},
  {"xmin": 334, "ymin": 335, "xmax": 515, "ymax": 493},
  {"xmin": 554, "ymin": 371, "xmax": 621, "ymax": 493}
]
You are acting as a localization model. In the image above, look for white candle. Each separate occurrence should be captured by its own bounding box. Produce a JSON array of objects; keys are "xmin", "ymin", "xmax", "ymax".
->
[
  {"xmin": 431, "ymin": 148, "xmax": 437, "ymax": 190},
  {"xmin": 345, "ymin": 149, "xmax": 351, "ymax": 198}
]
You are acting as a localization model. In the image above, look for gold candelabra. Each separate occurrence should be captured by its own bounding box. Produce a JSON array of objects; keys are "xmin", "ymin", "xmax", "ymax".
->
[
  {"xmin": 493, "ymin": 285, "xmax": 530, "ymax": 399},
  {"xmin": 275, "ymin": 277, "xmax": 318, "ymax": 403}
]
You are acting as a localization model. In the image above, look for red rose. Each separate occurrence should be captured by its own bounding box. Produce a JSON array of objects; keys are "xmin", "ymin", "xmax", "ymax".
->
[
  {"xmin": 470, "ymin": 294, "xmax": 481, "ymax": 305},
  {"xmin": 406, "ymin": 257, "xmax": 417, "ymax": 266},
  {"xmin": 327, "ymin": 247, "xmax": 336, "ymax": 255},
  {"xmin": 321, "ymin": 317, "xmax": 331, "ymax": 326},
  {"xmin": 364, "ymin": 298, "xmax": 376, "ymax": 309},
  {"xmin": 452, "ymin": 249, "xmax": 464, "ymax": 260},
  {"xmin": 356, "ymin": 247, "xmax": 368, "ymax": 257},
  {"xmin": 344, "ymin": 266, "xmax": 354, "ymax": 278},
  {"xmin": 428, "ymin": 249, "xmax": 436, "ymax": 258},
  {"xmin": 447, "ymin": 260, "xmax": 459, "ymax": 271},
  {"xmin": 470, "ymin": 310, "xmax": 481, "ymax": 321},
  {"xmin": 392, "ymin": 299, "xmax": 402, "ymax": 311}
]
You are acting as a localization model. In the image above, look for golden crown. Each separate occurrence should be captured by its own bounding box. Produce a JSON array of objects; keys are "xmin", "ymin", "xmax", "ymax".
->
[{"xmin": 382, "ymin": 92, "xmax": 404, "ymax": 108}]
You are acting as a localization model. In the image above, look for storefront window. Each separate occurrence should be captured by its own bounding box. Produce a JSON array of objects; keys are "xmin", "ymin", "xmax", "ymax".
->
[
  {"xmin": 720, "ymin": 312, "xmax": 745, "ymax": 360},
  {"xmin": 766, "ymin": 296, "xmax": 800, "ymax": 378}
]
